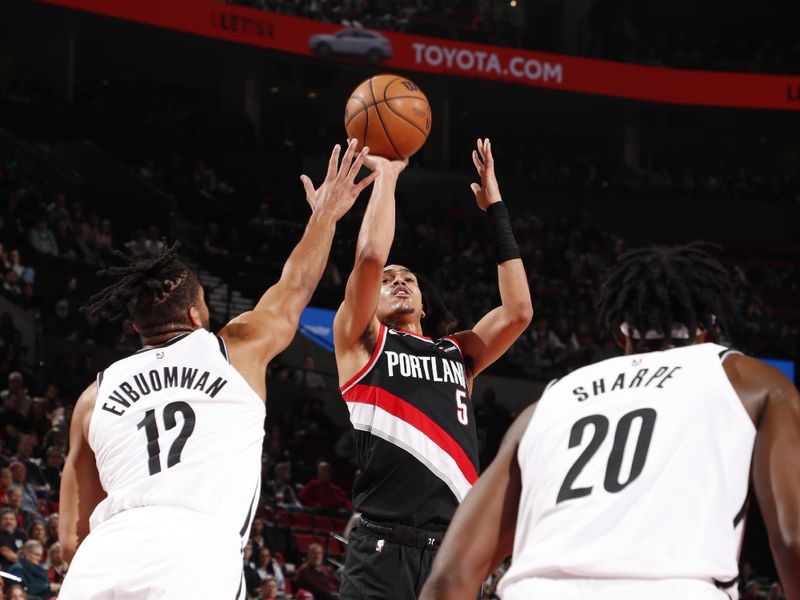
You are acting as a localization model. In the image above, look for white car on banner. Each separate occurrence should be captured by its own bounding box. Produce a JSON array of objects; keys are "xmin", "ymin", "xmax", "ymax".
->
[{"xmin": 309, "ymin": 28, "xmax": 392, "ymax": 64}]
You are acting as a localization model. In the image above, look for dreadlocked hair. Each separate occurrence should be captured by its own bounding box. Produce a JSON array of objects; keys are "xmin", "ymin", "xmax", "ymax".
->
[
  {"xmin": 596, "ymin": 242, "xmax": 733, "ymax": 352},
  {"xmin": 417, "ymin": 274, "xmax": 458, "ymax": 337},
  {"xmin": 81, "ymin": 242, "xmax": 200, "ymax": 336}
]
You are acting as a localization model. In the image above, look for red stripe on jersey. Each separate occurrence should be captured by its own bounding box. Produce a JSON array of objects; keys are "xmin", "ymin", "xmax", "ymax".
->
[
  {"xmin": 345, "ymin": 383, "xmax": 478, "ymax": 484},
  {"xmin": 340, "ymin": 323, "xmax": 387, "ymax": 393}
]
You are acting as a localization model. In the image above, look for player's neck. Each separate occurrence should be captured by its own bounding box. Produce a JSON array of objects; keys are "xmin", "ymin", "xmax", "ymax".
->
[
  {"xmin": 140, "ymin": 324, "xmax": 199, "ymax": 349},
  {"xmin": 384, "ymin": 319, "xmax": 423, "ymax": 335}
]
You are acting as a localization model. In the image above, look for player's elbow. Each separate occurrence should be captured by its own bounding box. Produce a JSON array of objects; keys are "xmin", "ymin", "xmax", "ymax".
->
[
  {"xmin": 507, "ymin": 301, "xmax": 533, "ymax": 328},
  {"xmin": 61, "ymin": 539, "xmax": 78, "ymax": 563},
  {"xmin": 354, "ymin": 243, "xmax": 387, "ymax": 268},
  {"xmin": 774, "ymin": 528, "xmax": 800, "ymax": 562},
  {"xmin": 421, "ymin": 571, "xmax": 474, "ymax": 600}
]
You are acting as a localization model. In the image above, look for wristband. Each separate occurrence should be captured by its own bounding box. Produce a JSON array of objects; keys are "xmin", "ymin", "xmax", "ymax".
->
[{"xmin": 487, "ymin": 202, "xmax": 521, "ymax": 264}]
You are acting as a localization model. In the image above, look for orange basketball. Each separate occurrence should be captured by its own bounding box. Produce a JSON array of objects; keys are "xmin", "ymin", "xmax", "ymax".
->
[{"xmin": 344, "ymin": 74, "xmax": 432, "ymax": 160}]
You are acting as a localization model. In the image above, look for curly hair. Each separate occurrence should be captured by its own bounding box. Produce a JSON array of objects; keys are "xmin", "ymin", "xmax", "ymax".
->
[
  {"xmin": 596, "ymin": 243, "xmax": 733, "ymax": 351},
  {"xmin": 81, "ymin": 242, "xmax": 201, "ymax": 336}
]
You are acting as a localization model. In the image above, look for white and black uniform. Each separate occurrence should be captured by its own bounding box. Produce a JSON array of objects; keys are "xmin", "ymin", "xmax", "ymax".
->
[
  {"xmin": 60, "ymin": 329, "xmax": 265, "ymax": 600},
  {"xmin": 499, "ymin": 343, "xmax": 755, "ymax": 600}
]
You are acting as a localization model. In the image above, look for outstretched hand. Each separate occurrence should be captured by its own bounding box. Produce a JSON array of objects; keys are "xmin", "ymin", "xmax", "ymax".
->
[
  {"xmin": 300, "ymin": 139, "xmax": 380, "ymax": 220},
  {"xmin": 470, "ymin": 138, "xmax": 502, "ymax": 210}
]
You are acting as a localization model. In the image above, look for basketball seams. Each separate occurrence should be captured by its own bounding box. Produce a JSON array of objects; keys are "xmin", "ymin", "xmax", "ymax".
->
[
  {"xmin": 369, "ymin": 77, "xmax": 402, "ymax": 160},
  {"xmin": 344, "ymin": 96, "xmax": 430, "ymax": 127},
  {"xmin": 381, "ymin": 97, "xmax": 429, "ymax": 138}
]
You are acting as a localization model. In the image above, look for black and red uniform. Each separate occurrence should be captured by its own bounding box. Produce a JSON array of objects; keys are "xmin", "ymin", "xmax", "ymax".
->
[{"xmin": 339, "ymin": 323, "xmax": 479, "ymax": 600}]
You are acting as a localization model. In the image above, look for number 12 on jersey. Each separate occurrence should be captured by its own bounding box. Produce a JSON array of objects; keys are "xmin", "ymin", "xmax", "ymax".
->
[
  {"xmin": 557, "ymin": 408, "xmax": 657, "ymax": 504},
  {"xmin": 137, "ymin": 401, "xmax": 196, "ymax": 476}
]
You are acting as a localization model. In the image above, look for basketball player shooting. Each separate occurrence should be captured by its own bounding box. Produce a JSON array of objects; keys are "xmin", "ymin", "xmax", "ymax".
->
[
  {"xmin": 420, "ymin": 244, "xmax": 800, "ymax": 600},
  {"xmin": 57, "ymin": 140, "xmax": 378, "ymax": 599},
  {"xmin": 334, "ymin": 138, "xmax": 533, "ymax": 600}
]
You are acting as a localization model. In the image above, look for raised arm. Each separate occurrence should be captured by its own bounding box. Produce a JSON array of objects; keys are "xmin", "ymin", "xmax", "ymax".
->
[
  {"xmin": 419, "ymin": 402, "xmax": 537, "ymax": 600},
  {"xmin": 59, "ymin": 383, "xmax": 106, "ymax": 562},
  {"xmin": 219, "ymin": 141, "xmax": 377, "ymax": 382},
  {"xmin": 729, "ymin": 356, "xmax": 800, "ymax": 599},
  {"xmin": 333, "ymin": 156, "xmax": 407, "ymax": 353},
  {"xmin": 453, "ymin": 139, "xmax": 533, "ymax": 380}
]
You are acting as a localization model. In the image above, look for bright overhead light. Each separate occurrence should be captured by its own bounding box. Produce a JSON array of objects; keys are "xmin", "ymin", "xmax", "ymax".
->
[
  {"xmin": 308, "ymin": 91, "xmax": 318, "ymax": 99},
  {"xmin": 510, "ymin": 0, "xmax": 517, "ymax": 5},
  {"xmin": 270, "ymin": 86, "xmax": 280, "ymax": 93}
]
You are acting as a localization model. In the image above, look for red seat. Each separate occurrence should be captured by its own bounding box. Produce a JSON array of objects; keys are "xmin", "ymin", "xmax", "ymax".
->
[
  {"xmin": 327, "ymin": 536, "xmax": 347, "ymax": 559},
  {"xmin": 291, "ymin": 512, "xmax": 313, "ymax": 529},
  {"xmin": 333, "ymin": 517, "xmax": 349, "ymax": 533},
  {"xmin": 311, "ymin": 515, "xmax": 333, "ymax": 533},
  {"xmin": 276, "ymin": 510, "xmax": 291, "ymax": 528},
  {"xmin": 294, "ymin": 533, "xmax": 320, "ymax": 554}
]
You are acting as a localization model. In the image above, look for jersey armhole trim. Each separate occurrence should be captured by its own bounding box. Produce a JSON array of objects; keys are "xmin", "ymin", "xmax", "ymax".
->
[
  {"xmin": 719, "ymin": 348, "xmax": 743, "ymax": 362},
  {"xmin": 96, "ymin": 370, "xmax": 104, "ymax": 388},
  {"xmin": 215, "ymin": 334, "xmax": 230, "ymax": 363},
  {"xmin": 341, "ymin": 323, "xmax": 388, "ymax": 394},
  {"xmin": 444, "ymin": 335, "xmax": 464, "ymax": 356},
  {"xmin": 543, "ymin": 377, "xmax": 559, "ymax": 393}
]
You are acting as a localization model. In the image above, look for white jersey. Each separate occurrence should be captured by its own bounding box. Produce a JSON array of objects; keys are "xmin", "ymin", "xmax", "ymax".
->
[
  {"xmin": 88, "ymin": 329, "xmax": 265, "ymax": 542},
  {"xmin": 500, "ymin": 343, "xmax": 755, "ymax": 597}
]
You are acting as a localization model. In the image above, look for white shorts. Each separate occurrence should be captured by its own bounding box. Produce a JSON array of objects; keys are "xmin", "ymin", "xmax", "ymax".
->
[
  {"xmin": 500, "ymin": 577, "xmax": 736, "ymax": 600},
  {"xmin": 59, "ymin": 506, "xmax": 244, "ymax": 600}
]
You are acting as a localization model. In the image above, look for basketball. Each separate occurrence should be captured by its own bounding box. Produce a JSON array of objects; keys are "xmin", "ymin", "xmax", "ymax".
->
[{"xmin": 344, "ymin": 74, "xmax": 432, "ymax": 160}]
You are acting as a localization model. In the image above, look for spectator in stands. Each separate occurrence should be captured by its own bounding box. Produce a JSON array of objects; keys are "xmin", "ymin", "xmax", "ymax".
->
[
  {"xmin": 41, "ymin": 447, "xmax": 63, "ymax": 495},
  {"xmin": 47, "ymin": 541, "xmax": 67, "ymax": 588},
  {"xmin": 45, "ymin": 514, "xmax": 58, "ymax": 546},
  {"xmin": 125, "ymin": 229, "xmax": 149, "ymax": 259},
  {"xmin": 27, "ymin": 399, "xmax": 50, "ymax": 441},
  {"xmin": 1, "ymin": 372, "xmax": 31, "ymax": 417},
  {"xmin": 28, "ymin": 217, "xmax": 57, "ymax": 257},
  {"xmin": 203, "ymin": 222, "xmax": 230, "ymax": 258},
  {"xmin": 293, "ymin": 355, "xmax": 325, "ymax": 389},
  {"xmin": 0, "ymin": 468, "xmax": 12, "ymax": 504},
  {"xmin": 8, "ymin": 249, "xmax": 34, "ymax": 284},
  {"xmin": 0, "ymin": 507, "xmax": 26, "ymax": 569},
  {"xmin": 7, "ymin": 583, "xmax": 26, "ymax": 600},
  {"xmin": 298, "ymin": 461, "xmax": 351, "ymax": 513},
  {"xmin": 144, "ymin": 225, "xmax": 165, "ymax": 257},
  {"xmin": 243, "ymin": 540, "xmax": 261, "ymax": 599},
  {"xmin": 46, "ymin": 192, "xmax": 70, "ymax": 227},
  {"xmin": 7, "ymin": 486, "xmax": 36, "ymax": 530},
  {"xmin": 11, "ymin": 435, "xmax": 45, "ymax": 487},
  {"xmin": 271, "ymin": 462, "xmax": 302, "ymax": 507},
  {"xmin": 46, "ymin": 299, "xmax": 79, "ymax": 340},
  {"xmin": 74, "ymin": 222, "xmax": 97, "ymax": 265},
  {"xmin": 26, "ymin": 520, "xmax": 47, "ymax": 551},
  {"xmin": 8, "ymin": 539, "xmax": 56, "ymax": 598},
  {"xmin": 294, "ymin": 543, "xmax": 339, "ymax": 600},
  {"xmin": 2, "ymin": 270, "xmax": 22, "ymax": 299},
  {"xmin": 9, "ymin": 462, "xmax": 40, "ymax": 515},
  {"xmin": 255, "ymin": 546, "xmax": 286, "ymax": 592},
  {"xmin": 260, "ymin": 575, "xmax": 286, "ymax": 600},
  {"xmin": 93, "ymin": 218, "xmax": 114, "ymax": 257}
]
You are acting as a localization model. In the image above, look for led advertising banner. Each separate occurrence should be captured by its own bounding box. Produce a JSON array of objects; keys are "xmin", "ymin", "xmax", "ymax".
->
[{"xmin": 38, "ymin": 0, "xmax": 800, "ymax": 110}]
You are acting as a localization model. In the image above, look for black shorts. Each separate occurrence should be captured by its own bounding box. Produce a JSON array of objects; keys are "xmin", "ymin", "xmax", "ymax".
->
[{"xmin": 339, "ymin": 517, "xmax": 443, "ymax": 600}]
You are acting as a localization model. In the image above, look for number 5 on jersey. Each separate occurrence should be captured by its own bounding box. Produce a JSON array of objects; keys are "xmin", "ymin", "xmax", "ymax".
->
[
  {"xmin": 137, "ymin": 401, "xmax": 197, "ymax": 476},
  {"xmin": 456, "ymin": 390, "xmax": 469, "ymax": 425}
]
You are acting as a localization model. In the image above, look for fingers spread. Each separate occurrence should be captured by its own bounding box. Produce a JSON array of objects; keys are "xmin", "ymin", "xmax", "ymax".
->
[
  {"xmin": 347, "ymin": 147, "xmax": 370, "ymax": 182},
  {"xmin": 337, "ymin": 138, "xmax": 358, "ymax": 180},
  {"xmin": 300, "ymin": 175, "xmax": 316, "ymax": 201},
  {"xmin": 326, "ymin": 145, "xmax": 341, "ymax": 181},
  {"xmin": 472, "ymin": 150, "xmax": 484, "ymax": 173}
]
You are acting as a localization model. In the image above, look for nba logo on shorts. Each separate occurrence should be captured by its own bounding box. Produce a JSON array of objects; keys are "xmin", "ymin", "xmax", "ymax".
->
[{"xmin": 376, "ymin": 539, "xmax": 385, "ymax": 553}]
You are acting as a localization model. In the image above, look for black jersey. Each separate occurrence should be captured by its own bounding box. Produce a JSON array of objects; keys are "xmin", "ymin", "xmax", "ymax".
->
[{"xmin": 341, "ymin": 323, "xmax": 479, "ymax": 529}]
